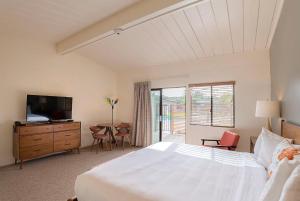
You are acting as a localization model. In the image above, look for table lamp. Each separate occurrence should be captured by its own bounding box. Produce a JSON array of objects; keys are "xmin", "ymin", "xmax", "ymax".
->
[{"xmin": 255, "ymin": 100, "xmax": 280, "ymax": 131}]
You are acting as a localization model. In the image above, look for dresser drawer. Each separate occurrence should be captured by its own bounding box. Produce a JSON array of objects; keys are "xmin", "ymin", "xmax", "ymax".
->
[
  {"xmin": 20, "ymin": 144, "xmax": 53, "ymax": 160},
  {"xmin": 19, "ymin": 125, "xmax": 53, "ymax": 135},
  {"xmin": 54, "ymin": 138, "xmax": 80, "ymax": 152},
  {"xmin": 20, "ymin": 133, "xmax": 53, "ymax": 148},
  {"xmin": 54, "ymin": 130, "xmax": 80, "ymax": 142},
  {"xmin": 53, "ymin": 123, "xmax": 80, "ymax": 132}
]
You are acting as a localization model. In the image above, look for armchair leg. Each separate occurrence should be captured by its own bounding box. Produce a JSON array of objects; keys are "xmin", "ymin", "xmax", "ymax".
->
[
  {"xmin": 126, "ymin": 136, "xmax": 131, "ymax": 146},
  {"xmin": 96, "ymin": 139, "xmax": 100, "ymax": 154},
  {"xmin": 122, "ymin": 136, "xmax": 125, "ymax": 150},
  {"xmin": 100, "ymin": 139, "xmax": 104, "ymax": 151},
  {"xmin": 91, "ymin": 139, "xmax": 96, "ymax": 151},
  {"xmin": 115, "ymin": 138, "xmax": 118, "ymax": 149},
  {"xmin": 109, "ymin": 135, "xmax": 112, "ymax": 151}
]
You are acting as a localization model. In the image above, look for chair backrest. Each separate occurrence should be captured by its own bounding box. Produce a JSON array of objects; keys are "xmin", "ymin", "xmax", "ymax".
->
[
  {"xmin": 116, "ymin": 123, "xmax": 130, "ymax": 134},
  {"xmin": 89, "ymin": 126, "xmax": 105, "ymax": 137},
  {"xmin": 220, "ymin": 131, "xmax": 240, "ymax": 148},
  {"xmin": 116, "ymin": 123, "xmax": 130, "ymax": 128}
]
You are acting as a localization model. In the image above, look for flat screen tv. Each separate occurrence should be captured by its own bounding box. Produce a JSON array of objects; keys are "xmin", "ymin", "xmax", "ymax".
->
[{"xmin": 26, "ymin": 95, "xmax": 72, "ymax": 122}]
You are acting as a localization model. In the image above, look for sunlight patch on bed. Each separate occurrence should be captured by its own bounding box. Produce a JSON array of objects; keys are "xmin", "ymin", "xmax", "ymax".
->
[
  {"xmin": 174, "ymin": 144, "xmax": 261, "ymax": 168},
  {"xmin": 147, "ymin": 142, "xmax": 173, "ymax": 151},
  {"xmin": 175, "ymin": 144, "xmax": 213, "ymax": 160}
]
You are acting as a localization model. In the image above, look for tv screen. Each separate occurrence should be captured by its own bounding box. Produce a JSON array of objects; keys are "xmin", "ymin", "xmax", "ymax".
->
[{"xmin": 26, "ymin": 95, "xmax": 72, "ymax": 122}]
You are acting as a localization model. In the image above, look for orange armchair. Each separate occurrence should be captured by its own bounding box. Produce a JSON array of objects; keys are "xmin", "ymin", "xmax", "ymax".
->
[{"xmin": 201, "ymin": 131, "xmax": 240, "ymax": 151}]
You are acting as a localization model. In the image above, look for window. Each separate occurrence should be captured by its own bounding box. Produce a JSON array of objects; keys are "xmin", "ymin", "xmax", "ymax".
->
[{"xmin": 189, "ymin": 81, "xmax": 235, "ymax": 127}]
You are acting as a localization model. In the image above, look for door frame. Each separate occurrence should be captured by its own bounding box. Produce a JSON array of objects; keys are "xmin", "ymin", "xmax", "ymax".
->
[{"xmin": 151, "ymin": 88, "xmax": 162, "ymax": 142}]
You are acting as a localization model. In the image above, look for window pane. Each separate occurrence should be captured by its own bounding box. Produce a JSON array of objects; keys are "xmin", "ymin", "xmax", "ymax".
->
[
  {"xmin": 190, "ymin": 86, "xmax": 211, "ymax": 125},
  {"xmin": 212, "ymin": 85, "xmax": 234, "ymax": 127}
]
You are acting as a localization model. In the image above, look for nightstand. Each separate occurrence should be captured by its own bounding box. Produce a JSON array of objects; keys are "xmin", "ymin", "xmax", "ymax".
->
[{"xmin": 250, "ymin": 136, "xmax": 258, "ymax": 153}]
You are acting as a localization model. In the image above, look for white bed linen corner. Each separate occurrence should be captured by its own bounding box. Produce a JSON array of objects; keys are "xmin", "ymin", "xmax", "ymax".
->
[{"xmin": 75, "ymin": 142, "xmax": 267, "ymax": 201}]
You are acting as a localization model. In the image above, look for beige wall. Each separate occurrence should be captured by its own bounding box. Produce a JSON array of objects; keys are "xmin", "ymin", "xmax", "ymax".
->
[
  {"xmin": 0, "ymin": 33, "xmax": 117, "ymax": 166},
  {"xmin": 270, "ymin": 0, "xmax": 300, "ymax": 133},
  {"xmin": 117, "ymin": 51, "xmax": 271, "ymax": 152},
  {"xmin": 0, "ymin": 32, "xmax": 272, "ymax": 166}
]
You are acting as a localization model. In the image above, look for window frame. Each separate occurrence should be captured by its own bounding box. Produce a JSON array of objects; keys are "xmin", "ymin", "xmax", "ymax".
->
[{"xmin": 189, "ymin": 81, "xmax": 235, "ymax": 128}]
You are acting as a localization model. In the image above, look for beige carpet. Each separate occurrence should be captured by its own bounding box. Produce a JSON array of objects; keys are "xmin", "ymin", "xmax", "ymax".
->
[{"xmin": 0, "ymin": 147, "xmax": 139, "ymax": 201}]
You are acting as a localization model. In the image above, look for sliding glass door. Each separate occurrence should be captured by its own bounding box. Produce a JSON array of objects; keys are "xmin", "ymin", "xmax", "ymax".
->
[{"xmin": 151, "ymin": 87, "xmax": 186, "ymax": 144}]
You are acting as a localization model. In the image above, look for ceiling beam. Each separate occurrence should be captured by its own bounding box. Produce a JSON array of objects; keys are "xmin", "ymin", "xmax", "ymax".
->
[{"xmin": 56, "ymin": 0, "xmax": 203, "ymax": 54}]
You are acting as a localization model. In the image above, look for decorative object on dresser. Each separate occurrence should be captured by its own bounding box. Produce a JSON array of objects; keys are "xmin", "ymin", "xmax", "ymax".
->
[
  {"xmin": 255, "ymin": 100, "xmax": 280, "ymax": 131},
  {"xmin": 13, "ymin": 121, "xmax": 81, "ymax": 169}
]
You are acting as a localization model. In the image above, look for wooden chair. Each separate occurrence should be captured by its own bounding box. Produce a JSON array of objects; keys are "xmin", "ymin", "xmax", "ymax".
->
[
  {"xmin": 89, "ymin": 126, "xmax": 107, "ymax": 153},
  {"xmin": 201, "ymin": 131, "xmax": 240, "ymax": 151},
  {"xmin": 115, "ymin": 123, "xmax": 131, "ymax": 150}
]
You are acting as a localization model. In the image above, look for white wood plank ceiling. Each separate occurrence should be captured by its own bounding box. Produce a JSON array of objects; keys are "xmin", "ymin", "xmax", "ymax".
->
[
  {"xmin": 78, "ymin": 0, "xmax": 284, "ymax": 70},
  {"xmin": 0, "ymin": 0, "xmax": 138, "ymax": 42}
]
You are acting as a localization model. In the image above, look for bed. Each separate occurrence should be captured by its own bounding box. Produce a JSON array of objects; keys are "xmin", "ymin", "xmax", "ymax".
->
[
  {"xmin": 74, "ymin": 142, "xmax": 267, "ymax": 201},
  {"xmin": 71, "ymin": 121, "xmax": 300, "ymax": 201}
]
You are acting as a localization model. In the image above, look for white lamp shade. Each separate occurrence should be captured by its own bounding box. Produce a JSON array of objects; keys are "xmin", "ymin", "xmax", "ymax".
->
[{"xmin": 255, "ymin": 100, "xmax": 280, "ymax": 118}]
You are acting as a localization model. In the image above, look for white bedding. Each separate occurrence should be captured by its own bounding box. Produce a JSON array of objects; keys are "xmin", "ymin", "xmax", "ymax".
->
[{"xmin": 75, "ymin": 142, "xmax": 267, "ymax": 201}]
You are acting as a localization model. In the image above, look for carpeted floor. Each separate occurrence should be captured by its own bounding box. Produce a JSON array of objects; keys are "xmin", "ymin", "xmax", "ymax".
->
[{"xmin": 0, "ymin": 147, "xmax": 139, "ymax": 201}]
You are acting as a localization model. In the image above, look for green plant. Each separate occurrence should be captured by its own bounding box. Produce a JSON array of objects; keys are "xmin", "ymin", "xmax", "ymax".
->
[
  {"xmin": 105, "ymin": 97, "xmax": 119, "ymax": 125},
  {"xmin": 105, "ymin": 97, "xmax": 119, "ymax": 108}
]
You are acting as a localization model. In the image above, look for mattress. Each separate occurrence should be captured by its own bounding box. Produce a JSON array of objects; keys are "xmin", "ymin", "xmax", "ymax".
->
[{"xmin": 75, "ymin": 142, "xmax": 267, "ymax": 201}]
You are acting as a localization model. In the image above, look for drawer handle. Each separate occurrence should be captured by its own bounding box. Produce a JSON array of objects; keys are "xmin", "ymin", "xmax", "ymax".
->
[
  {"xmin": 65, "ymin": 134, "xmax": 71, "ymax": 137},
  {"xmin": 65, "ymin": 143, "xmax": 71, "ymax": 145},
  {"xmin": 33, "ymin": 138, "xmax": 42, "ymax": 141},
  {"xmin": 34, "ymin": 149, "xmax": 41, "ymax": 152}
]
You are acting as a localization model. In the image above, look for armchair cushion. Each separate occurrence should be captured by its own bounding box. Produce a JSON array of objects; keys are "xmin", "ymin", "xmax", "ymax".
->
[{"xmin": 201, "ymin": 139, "xmax": 220, "ymax": 145}]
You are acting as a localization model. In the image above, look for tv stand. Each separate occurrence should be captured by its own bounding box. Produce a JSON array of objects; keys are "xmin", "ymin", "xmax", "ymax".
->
[{"xmin": 13, "ymin": 121, "xmax": 81, "ymax": 169}]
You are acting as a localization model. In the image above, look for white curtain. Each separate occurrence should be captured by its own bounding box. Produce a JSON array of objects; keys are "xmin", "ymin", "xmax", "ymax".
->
[{"xmin": 131, "ymin": 81, "xmax": 152, "ymax": 147}]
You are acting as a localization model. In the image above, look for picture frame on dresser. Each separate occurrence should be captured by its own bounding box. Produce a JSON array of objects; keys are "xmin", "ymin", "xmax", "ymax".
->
[{"xmin": 13, "ymin": 121, "xmax": 81, "ymax": 169}]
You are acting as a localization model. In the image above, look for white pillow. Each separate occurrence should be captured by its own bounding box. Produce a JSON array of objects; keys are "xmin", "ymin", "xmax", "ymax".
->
[
  {"xmin": 279, "ymin": 165, "xmax": 300, "ymax": 201},
  {"xmin": 254, "ymin": 133, "xmax": 263, "ymax": 158},
  {"xmin": 255, "ymin": 128, "xmax": 287, "ymax": 168},
  {"xmin": 259, "ymin": 158, "xmax": 300, "ymax": 201}
]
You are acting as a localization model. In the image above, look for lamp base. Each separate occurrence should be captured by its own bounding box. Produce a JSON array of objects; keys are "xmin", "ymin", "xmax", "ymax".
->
[{"xmin": 266, "ymin": 118, "xmax": 272, "ymax": 132}]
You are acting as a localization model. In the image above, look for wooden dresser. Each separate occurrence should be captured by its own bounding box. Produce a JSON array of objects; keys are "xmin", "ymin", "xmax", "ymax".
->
[{"xmin": 13, "ymin": 122, "xmax": 81, "ymax": 169}]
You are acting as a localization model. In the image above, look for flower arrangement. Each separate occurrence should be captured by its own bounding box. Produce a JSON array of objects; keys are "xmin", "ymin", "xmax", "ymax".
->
[{"xmin": 105, "ymin": 97, "xmax": 119, "ymax": 126}]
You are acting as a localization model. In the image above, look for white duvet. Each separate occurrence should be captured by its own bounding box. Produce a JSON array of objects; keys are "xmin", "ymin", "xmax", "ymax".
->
[{"xmin": 75, "ymin": 142, "xmax": 267, "ymax": 201}]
